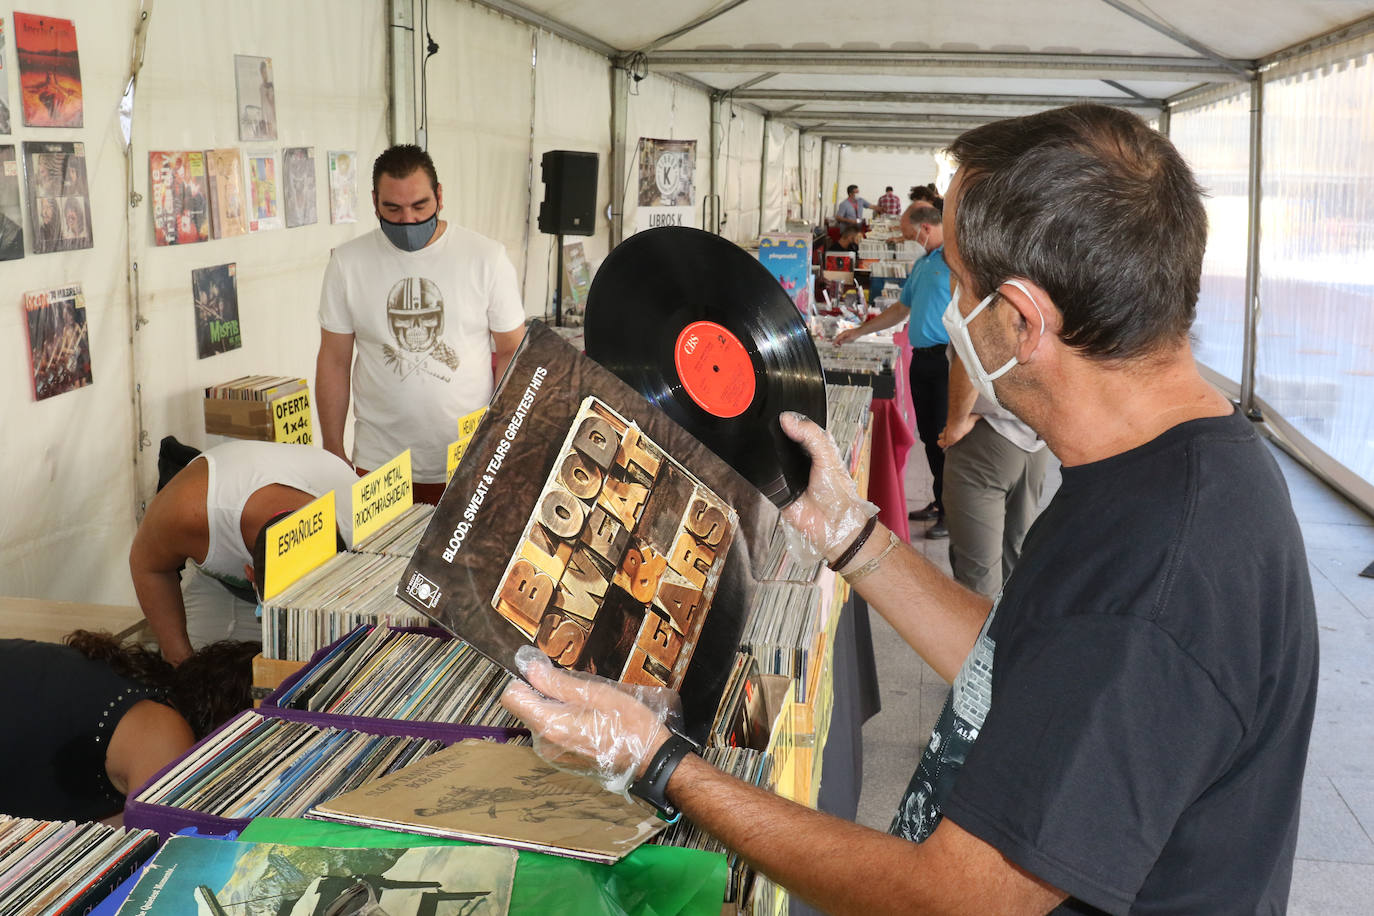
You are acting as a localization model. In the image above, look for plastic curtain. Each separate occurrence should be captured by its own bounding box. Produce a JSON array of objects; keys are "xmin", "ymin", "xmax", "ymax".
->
[
  {"xmin": 1257, "ymin": 34, "xmax": 1374, "ymax": 485},
  {"xmin": 1170, "ymin": 89, "xmax": 1250, "ymax": 385}
]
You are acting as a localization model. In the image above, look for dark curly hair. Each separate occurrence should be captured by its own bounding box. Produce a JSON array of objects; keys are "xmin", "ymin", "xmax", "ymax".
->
[{"xmin": 64, "ymin": 630, "xmax": 259, "ymax": 739}]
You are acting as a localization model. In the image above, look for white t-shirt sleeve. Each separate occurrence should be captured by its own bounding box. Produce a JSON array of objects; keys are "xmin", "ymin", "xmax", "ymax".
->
[
  {"xmin": 486, "ymin": 246, "xmax": 527, "ymax": 334},
  {"xmin": 318, "ymin": 250, "xmax": 354, "ymax": 334}
]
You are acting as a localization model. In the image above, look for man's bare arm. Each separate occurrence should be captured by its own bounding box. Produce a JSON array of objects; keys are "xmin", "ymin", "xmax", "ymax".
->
[
  {"xmin": 129, "ymin": 462, "xmax": 209, "ymax": 665},
  {"xmin": 315, "ymin": 329, "xmax": 355, "ymax": 465},
  {"xmin": 491, "ymin": 326, "xmax": 526, "ymax": 387},
  {"xmin": 940, "ymin": 351, "xmax": 981, "ymax": 449},
  {"xmin": 833, "ymin": 301, "xmax": 910, "ymax": 347}
]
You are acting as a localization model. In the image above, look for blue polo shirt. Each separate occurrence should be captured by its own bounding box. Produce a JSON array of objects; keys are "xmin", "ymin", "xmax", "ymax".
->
[{"xmin": 899, "ymin": 246, "xmax": 952, "ymax": 348}]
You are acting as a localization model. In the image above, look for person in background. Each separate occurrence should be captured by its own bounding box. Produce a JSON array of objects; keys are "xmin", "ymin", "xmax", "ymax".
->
[
  {"xmin": 900, "ymin": 185, "xmax": 942, "ymax": 240},
  {"xmin": 834, "ymin": 184, "xmax": 871, "ymax": 229},
  {"xmin": 0, "ymin": 631, "xmax": 258, "ymax": 822},
  {"xmin": 316, "ymin": 145, "xmax": 527, "ymax": 505},
  {"xmin": 877, "ymin": 186, "xmax": 903, "ymax": 217},
  {"xmin": 834, "ymin": 206, "xmax": 951, "ymax": 537},
  {"xmin": 130, "ymin": 440, "xmax": 358, "ymax": 665}
]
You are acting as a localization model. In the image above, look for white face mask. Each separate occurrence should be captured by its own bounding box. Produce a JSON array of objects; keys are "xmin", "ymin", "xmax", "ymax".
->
[{"xmin": 941, "ymin": 279, "xmax": 1045, "ymax": 408}]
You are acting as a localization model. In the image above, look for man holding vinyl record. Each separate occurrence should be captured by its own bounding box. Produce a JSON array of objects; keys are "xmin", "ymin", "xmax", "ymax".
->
[{"xmin": 504, "ymin": 105, "xmax": 1317, "ymax": 914}]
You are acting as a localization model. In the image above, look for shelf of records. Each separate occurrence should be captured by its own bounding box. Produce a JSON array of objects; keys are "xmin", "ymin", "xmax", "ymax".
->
[
  {"xmin": 814, "ymin": 340, "xmax": 901, "ymax": 400},
  {"xmin": 204, "ymin": 374, "xmax": 313, "ymax": 443}
]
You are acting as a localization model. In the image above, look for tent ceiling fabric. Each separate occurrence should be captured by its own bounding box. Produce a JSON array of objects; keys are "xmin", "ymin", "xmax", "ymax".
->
[{"xmin": 481, "ymin": 0, "xmax": 1374, "ymax": 139}]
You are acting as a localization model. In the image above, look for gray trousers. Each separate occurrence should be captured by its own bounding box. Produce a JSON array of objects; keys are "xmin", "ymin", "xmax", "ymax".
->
[{"xmin": 943, "ymin": 419, "xmax": 1051, "ymax": 598}]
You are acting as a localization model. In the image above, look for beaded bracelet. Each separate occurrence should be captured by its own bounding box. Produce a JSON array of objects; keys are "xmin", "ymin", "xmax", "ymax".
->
[
  {"xmin": 841, "ymin": 529, "xmax": 901, "ymax": 584},
  {"xmin": 827, "ymin": 513, "xmax": 878, "ymax": 573}
]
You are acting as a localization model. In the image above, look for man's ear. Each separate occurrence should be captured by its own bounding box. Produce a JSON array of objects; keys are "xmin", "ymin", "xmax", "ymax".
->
[{"xmin": 999, "ymin": 279, "xmax": 1059, "ymax": 364}]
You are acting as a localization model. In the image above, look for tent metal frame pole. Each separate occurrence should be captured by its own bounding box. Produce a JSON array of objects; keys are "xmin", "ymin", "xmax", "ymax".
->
[
  {"xmin": 387, "ymin": 0, "xmax": 416, "ymax": 146},
  {"xmin": 709, "ymin": 93, "xmax": 722, "ymax": 234},
  {"xmin": 1239, "ymin": 76, "xmax": 1263, "ymax": 417},
  {"xmin": 797, "ymin": 128, "xmax": 807, "ymax": 224},
  {"xmin": 609, "ymin": 66, "xmax": 630, "ymax": 246},
  {"xmin": 758, "ymin": 113, "xmax": 771, "ymax": 234},
  {"xmin": 1095, "ymin": 0, "xmax": 1251, "ymax": 78},
  {"xmin": 730, "ymin": 89, "xmax": 1163, "ymax": 109}
]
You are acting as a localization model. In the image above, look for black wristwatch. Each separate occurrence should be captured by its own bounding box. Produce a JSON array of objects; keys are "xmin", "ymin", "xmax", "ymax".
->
[{"xmin": 629, "ymin": 730, "xmax": 698, "ymax": 822}]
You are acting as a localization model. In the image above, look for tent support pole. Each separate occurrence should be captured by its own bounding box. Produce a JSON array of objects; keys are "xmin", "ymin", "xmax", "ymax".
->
[{"xmin": 1239, "ymin": 77, "xmax": 1263, "ymax": 417}]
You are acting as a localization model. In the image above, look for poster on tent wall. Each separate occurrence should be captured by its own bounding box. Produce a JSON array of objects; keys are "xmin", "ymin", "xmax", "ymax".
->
[
  {"xmin": 192, "ymin": 263, "xmax": 242, "ymax": 359},
  {"xmin": 24, "ymin": 141, "xmax": 91, "ymax": 254},
  {"xmin": 0, "ymin": 146, "xmax": 24, "ymax": 260},
  {"xmin": 328, "ymin": 150, "xmax": 357, "ymax": 223},
  {"xmin": 13, "ymin": 13, "xmax": 82, "ymax": 129},
  {"xmin": 23, "ymin": 283, "xmax": 93, "ymax": 401},
  {"xmin": 149, "ymin": 151, "xmax": 211, "ymax": 246},
  {"xmin": 234, "ymin": 55, "xmax": 276, "ymax": 141},
  {"xmin": 282, "ymin": 147, "xmax": 317, "ymax": 228},
  {"xmin": 206, "ymin": 148, "xmax": 249, "ymax": 239},
  {"xmin": 0, "ymin": 19, "xmax": 12, "ymax": 134},
  {"xmin": 635, "ymin": 138, "xmax": 695, "ymax": 233},
  {"xmin": 247, "ymin": 154, "xmax": 282, "ymax": 232}
]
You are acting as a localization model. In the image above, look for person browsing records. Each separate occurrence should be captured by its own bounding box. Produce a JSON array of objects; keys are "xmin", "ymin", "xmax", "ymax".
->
[
  {"xmin": 500, "ymin": 104, "xmax": 1318, "ymax": 915},
  {"xmin": 316, "ymin": 145, "xmax": 528, "ymax": 505},
  {"xmin": 834, "ymin": 184, "xmax": 871, "ymax": 228}
]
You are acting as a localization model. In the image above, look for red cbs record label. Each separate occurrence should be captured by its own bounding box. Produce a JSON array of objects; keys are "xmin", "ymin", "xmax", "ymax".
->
[{"xmin": 673, "ymin": 320, "xmax": 757, "ymax": 419}]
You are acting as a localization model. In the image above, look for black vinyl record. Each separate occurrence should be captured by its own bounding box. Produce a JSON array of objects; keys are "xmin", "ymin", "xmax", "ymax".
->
[{"xmin": 584, "ymin": 226, "xmax": 826, "ymax": 507}]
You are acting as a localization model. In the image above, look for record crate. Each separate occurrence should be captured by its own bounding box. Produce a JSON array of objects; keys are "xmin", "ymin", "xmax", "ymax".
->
[{"xmin": 203, "ymin": 375, "xmax": 310, "ymax": 443}]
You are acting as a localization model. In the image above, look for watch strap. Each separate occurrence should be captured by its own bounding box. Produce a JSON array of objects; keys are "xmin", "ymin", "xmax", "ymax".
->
[{"xmin": 629, "ymin": 731, "xmax": 697, "ymax": 821}]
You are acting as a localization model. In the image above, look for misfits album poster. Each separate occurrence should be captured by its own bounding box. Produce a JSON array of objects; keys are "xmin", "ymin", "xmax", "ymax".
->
[{"xmin": 399, "ymin": 322, "xmax": 779, "ymax": 740}]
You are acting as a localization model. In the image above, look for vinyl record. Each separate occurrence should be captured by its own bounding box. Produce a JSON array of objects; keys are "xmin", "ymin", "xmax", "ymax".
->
[{"xmin": 584, "ymin": 226, "xmax": 826, "ymax": 507}]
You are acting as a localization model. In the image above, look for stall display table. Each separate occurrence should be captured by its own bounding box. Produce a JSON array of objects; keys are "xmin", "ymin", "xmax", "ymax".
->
[{"xmin": 0, "ymin": 595, "xmax": 145, "ymax": 643}]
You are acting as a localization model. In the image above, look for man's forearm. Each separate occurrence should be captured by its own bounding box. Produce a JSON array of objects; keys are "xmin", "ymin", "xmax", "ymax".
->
[
  {"xmin": 947, "ymin": 352, "xmax": 978, "ymax": 425},
  {"xmin": 850, "ymin": 303, "xmax": 908, "ymax": 337},
  {"xmin": 132, "ymin": 567, "xmax": 194, "ymax": 664},
  {"xmin": 315, "ymin": 356, "xmax": 351, "ymax": 462}
]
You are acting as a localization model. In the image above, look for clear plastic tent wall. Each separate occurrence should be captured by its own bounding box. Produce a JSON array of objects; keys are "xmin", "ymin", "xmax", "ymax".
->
[{"xmin": 1258, "ymin": 33, "xmax": 1374, "ymax": 485}]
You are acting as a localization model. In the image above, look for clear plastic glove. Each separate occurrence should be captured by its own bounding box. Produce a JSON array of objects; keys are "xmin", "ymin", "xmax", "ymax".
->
[
  {"xmin": 778, "ymin": 411, "xmax": 878, "ymax": 566},
  {"xmin": 500, "ymin": 645, "xmax": 680, "ymax": 798}
]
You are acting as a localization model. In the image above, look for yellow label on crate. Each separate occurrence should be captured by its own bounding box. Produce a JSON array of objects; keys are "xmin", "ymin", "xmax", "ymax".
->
[
  {"xmin": 262, "ymin": 492, "xmax": 337, "ymax": 601},
  {"xmin": 456, "ymin": 406, "xmax": 486, "ymax": 440},
  {"xmin": 271, "ymin": 389, "xmax": 313, "ymax": 445},
  {"xmin": 446, "ymin": 438, "xmax": 471, "ymax": 481},
  {"xmin": 352, "ymin": 450, "xmax": 413, "ymax": 544}
]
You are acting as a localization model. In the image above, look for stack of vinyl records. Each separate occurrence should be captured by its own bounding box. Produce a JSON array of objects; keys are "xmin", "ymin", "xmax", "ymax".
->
[
  {"xmin": 350, "ymin": 502, "xmax": 435, "ymax": 557},
  {"xmin": 203, "ymin": 374, "xmax": 307, "ymax": 401},
  {"xmin": 655, "ymin": 746, "xmax": 772, "ymax": 903},
  {"xmin": 816, "ymin": 340, "xmax": 897, "ymax": 398},
  {"xmin": 270, "ymin": 624, "xmax": 520, "ymax": 730},
  {"xmin": 707, "ymin": 652, "xmax": 772, "ymax": 751},
  {"xmin": 0, "ymin": 816, "xmax": 158, "ymax": 914},
  {"xmin": 739, "ymin": 582, "xmax": 823, "ymax": 703},
  {"xmin": 261, "ymin": 552, "xmax": 431, "ymax": 660},
  {"xmin": 826, "ymin": 384, "xmax": 875, "ymax": 473},
  {"xmin": 757, "ymin": 521, "xmax": 824, "ymax": 583}
]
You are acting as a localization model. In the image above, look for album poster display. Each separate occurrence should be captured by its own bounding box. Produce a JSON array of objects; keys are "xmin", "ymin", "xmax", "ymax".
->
[
  {"xmin": 149, "ymin": 151, "xmax": 210, "ymax": 245},
  {"xmin": 282, "ymin": 146, "xmax": 317, "ymax": 227},
  {"xmin": 0, "ymin": 19, "xmax": 11, "ymax": 134},
  {"xmin": 757, "ymin": 233, "xmax": 813, "ymax": 315},
  {"xmin": 13, "ymin": 13, "xmax": 82, "ymax": 128},
  {"xmin": 192, "ymin": 262, "xmax": 242, "ymax": 359},
  {"xmin": 205, "ymin": 148, "xmax": 249, "ymax": 239},
  {"xmin": 399, "ymin": 322, "xmax": 780, "ymax": 740},
  {"xmin": 327, "ymin": 149, "xmax": 357, "ymax": 223},
  {"xmin": 23, "ymin": 283, "xmax": 93, "ymax": 401},
  {"xmin": 0, "ymin": 146, "xmax": 23, "ymax": 260},
  {"xmin": 247, "ymin": 153, "xmax": 282, "ymax": 231},
  {"xmin": 635, "ymin": 138, "xmax": 695, "ymax": 233},
  {"xmin": 23, "ymin": 141, "xmax": 91, "ymax": 253},
  {"xmin": 233, "ymin": 54, "xmax": 276, "ymax": 141}
]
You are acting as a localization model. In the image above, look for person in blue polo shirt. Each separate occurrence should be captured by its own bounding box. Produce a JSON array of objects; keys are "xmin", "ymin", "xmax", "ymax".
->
[{"xmin": 834, "ymin": 206, "xmax": 951, "ymax": 537}]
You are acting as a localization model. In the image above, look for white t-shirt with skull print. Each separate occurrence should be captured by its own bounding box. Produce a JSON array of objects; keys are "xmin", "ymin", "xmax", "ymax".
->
[{"xmin": 319, "ymin": 223, "xmax": 525, "ymax": 482}]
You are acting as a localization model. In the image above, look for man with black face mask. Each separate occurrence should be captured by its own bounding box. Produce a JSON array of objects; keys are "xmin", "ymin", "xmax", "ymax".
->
[{"xmin": 316, "ymin": 145, "xmax": 527, "ymax": 504}]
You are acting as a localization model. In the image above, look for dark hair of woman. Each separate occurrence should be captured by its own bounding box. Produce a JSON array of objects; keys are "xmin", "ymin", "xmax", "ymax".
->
[{"xmin": 64, "ymin": 630, "xmax": 259, "ymax": 739}]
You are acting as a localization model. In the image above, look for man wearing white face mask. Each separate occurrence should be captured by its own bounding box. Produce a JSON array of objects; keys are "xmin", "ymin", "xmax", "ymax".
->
[
  {"xmin": 936, "ymin": 280, "xmax": 1052, "ymax": 597},
  {"xmin": 500, "ymin": 104, "xmax": 1317, "ymax": 915},
  {"xmin": 316, "ymin": 145, "xmax": 527, "ymax": 505}
]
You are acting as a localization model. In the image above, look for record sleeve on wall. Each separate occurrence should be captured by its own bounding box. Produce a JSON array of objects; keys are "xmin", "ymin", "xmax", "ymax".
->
[
  {"xmin": 149, "ymin": 151, "xmax": 210, "ymax": 246},
  {"xmin": 0, "ymin": 146, "xmax": 23, "ymax": 260},
  {"xmin": 635, "ymin": 138, "xmax": 695, "ymax": 233},
  {"xmin": 23, "ymin": 283, "xmax": 93, "ymax": 401},
  {"xmin": 327, "ymin": 150, "xmax": 357, "ymax": 224},
  {"xmin": 234, "ymin": 54, "xmax": 276, "ymax": 141},
  {"xmin": 23, "ymin": 141, "xmax": 91, "ymax": 254},
  {"xmin": 282, "ymin": 146, "xmax": 317, "ymax": 228},
  {"xmin": 192, "ymin": 263, "xmax": 242, "ymax": 359},
  {"xmin": 0, "ymin": 19, "xmax": 12, "ymax": 134},
  {"xmin": 13, "ymin": 12, "xmax": 82, "ymax": 128},
  {"xmin": 205, "ymin": 148, "xmax": 249, "ymax": 239},
  {"xmin": 247, "ymin": 153, "xmax": 282, "ymax": 231}
]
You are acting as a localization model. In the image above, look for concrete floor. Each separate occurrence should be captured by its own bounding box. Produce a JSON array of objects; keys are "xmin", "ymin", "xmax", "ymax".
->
[{"xmin": 855, "ymin": 435, "xmax": 1374, "ymax": 913}]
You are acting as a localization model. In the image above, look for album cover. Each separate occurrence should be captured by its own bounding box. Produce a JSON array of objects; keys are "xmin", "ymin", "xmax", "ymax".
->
[
  {"xmin": 149, "ymin": 151, "xmax": 210, "ymax": 246},
  {"xmin": 563, "ymin": 240, "xmax": 592, "ymax": 309},
  {"xmin": 13, "ymin": 13, "xmax": 82, "ymax": 128},
  {"xmin": 0, "ymin": 146, "xmax": 23, "ymax": 260},
  {"xmin": 113, "ymin": 834, "xmax": 516, "ymax": 916},
  {"xmin": 758, "ymin": 233, "xmax": 812, "ymax": 315},
  {"xmin": 283, "ymin": 146, "xmax": 318, "ymax": 228},
  {"xmin": 247, "ymin": 153, "xmax": 282, "ymax": 231},
  {"xmin": 399, "ymin": 321, "xmax": 779, "ymax": 740},
  {"xmin": 205, "ymin": 148, "xmax": 249, "ymax": 239},
  {"xmin": 0, "ymin": 19, "xmax": 12, "ymax": 134},
  {"xmin": 23, "ymin": 283, "xmax": 93, "ymax": 401},
  {"xmin": 23, "ymin": 141, "xmax": 90, "ymax": 253},
  {"xmin": 327, "ymin": 149, "xmax": 358, "ymax": 223},
  {"xmin": 310, "ymin": 740, "xmax": 664, "ymax": 863},
  {"xmin": 234, "ymin": 54, "xmax": 276, "ymax": 141},
  {"xmin": 192, "ymin": 263, "xmax": 242, "ymax": 359}
]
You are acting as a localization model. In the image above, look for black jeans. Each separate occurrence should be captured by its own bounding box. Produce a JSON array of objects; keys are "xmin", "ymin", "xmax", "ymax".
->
[{"xmin": 908, "ymin": 345, "xmax": 949, "ymax": 512}]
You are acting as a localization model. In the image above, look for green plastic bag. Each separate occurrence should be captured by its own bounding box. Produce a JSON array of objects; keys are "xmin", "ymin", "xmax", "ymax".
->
[{"xmin": 238, "ymin": 817, "xmax": 727, "ymax": 916}]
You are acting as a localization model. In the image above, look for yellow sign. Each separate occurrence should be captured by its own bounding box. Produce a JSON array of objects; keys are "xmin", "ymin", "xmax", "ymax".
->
[
  {"xmin": 271, "ymin": 389, "xmax": 313, "ymax": 445},
  {"xmin": 262, "ymin": 492, "xmax": 337, "ymax": 601},
  {"xmin": 352, "ymin": 450, "xmax": 413, "ymax": 545},
  {"xmin": 457, "ymin": 406, "xmax": 487, "ymax": 440},
  {"xmin": 447, "ymin": 438, "xmax": 469, "ymax": 481}
]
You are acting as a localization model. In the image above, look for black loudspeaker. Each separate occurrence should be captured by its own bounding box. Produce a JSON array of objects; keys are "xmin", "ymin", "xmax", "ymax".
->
[{"xmin": 538, "ymin": 150, "xmax": 598, "ymax": 236}]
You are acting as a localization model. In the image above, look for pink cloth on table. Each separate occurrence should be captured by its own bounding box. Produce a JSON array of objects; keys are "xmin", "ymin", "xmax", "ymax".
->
[{"xmin": 868, "ymin": 398, "xmax": 914, "ymax": 543}]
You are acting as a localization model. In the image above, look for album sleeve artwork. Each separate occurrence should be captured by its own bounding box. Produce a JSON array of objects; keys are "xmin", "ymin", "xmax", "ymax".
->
[
  {"xmin": 23, "ymin": 283, "xmax": 93, "ymax": 401},
  {"xmin": 0, "ymin": 19, "xmax": 12, "ymax": 134},
  {"xmin": 191, "ymin": 262, "xmax": 242, "ymax": 359},
  {"xmin": 24, "ymin": 141, "xmax": 90, "ymax": 254},
  {"xmin": 149, "ymin": 151, "xmax": 210, "ymax": 246},
  {"xmin": 0, "ymin": 145, "xmax": 24, "ymax": 260},
  {"xmin": 14, "ymin": 13, "xmax": 82, "ymax": 129},
  {"xmin": 490, "ymin": 398, "xmax": 736, "ymax": 689}
]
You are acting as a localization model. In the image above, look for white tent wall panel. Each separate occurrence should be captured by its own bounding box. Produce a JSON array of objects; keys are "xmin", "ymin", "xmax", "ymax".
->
[
  {"xmin": 760, "ymin": 119, "xmax": 789, "ymax": 233},
  {"xmin": 820, "ymin": 141, "xmax": 841, "ymax": 219},
  {"xmin": 833, "ymin": 146, "xmax": 940, "ymax": 218},
  {"xmin": 623, "ymin": 73, "xmax": 712, "ymax": 233},
  {"xmin": 799, "ymin": 132, "xmax": 822, "ymax": 225},
  {"xmin": 718, "ymin": 102, "xmax": 763, "ymax": 244}
]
